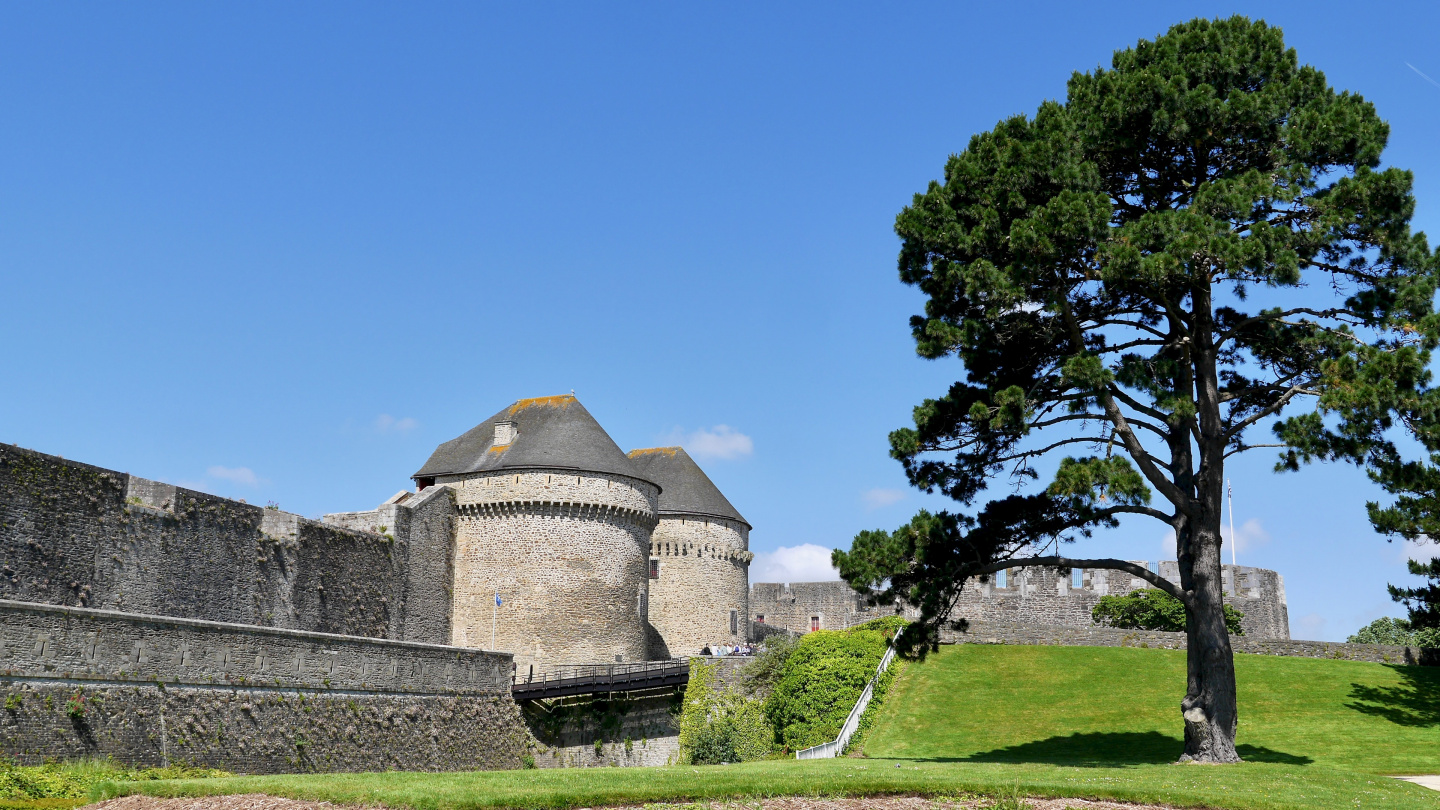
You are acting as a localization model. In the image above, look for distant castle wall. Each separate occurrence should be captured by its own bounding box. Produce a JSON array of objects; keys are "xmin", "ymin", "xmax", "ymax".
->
[
  {"xmin": 751, "ymin": 561, "xmax": 1290, "ymax": 640},
  {"xmin": 0, "ymin": 445, "xmax": 453, "ymax": 644},
  {"xmin": 440, "ymin": 469, "xmax": 659, "ymax": 670},
  {"xmin": 647, "ymin": 516, "xmax": 752, "ymax": 656}
]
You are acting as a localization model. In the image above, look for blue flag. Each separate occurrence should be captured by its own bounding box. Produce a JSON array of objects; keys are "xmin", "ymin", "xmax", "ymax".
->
[{"xmin": 495, "ymin": 593, "xmax": 502, "ymax": 607}]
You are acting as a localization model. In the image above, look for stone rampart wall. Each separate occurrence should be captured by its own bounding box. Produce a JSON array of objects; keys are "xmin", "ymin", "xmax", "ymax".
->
[
  {"xmin": 941, "ymin": 620, "xmax": 1435, "ymax": 665},
  {"xmin": 0, "ymin": 600, "xmax": 511, "ymax": 692},
  {"xmin": 0, "ymin": 600, "xmax": 534, "ymax": 772},
  {"xmin": 751, "ymin": 561, "xmax": 1290, "ymax": 641},
  {"xmin": 647, "ymin": 517, "xmax": 751, "ymax": 657},
  {"xmin": 0, "ymin": 445, "xmax": 453, "ymax": 644}
]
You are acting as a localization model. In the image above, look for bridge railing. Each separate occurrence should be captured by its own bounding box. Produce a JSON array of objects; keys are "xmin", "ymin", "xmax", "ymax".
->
[{"xmin": 511, "ymin": 658, "xmax": 690, "ymax": 699}]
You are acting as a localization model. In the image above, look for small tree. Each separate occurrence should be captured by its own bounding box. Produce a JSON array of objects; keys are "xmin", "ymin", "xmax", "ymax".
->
[{"xmin": 835, "ymin": 16, "xmax": 1437, "ymax": 763}]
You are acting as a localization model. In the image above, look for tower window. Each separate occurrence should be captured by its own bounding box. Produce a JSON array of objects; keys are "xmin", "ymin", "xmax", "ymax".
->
[
  {"xmin": 756, "ymin": 614, "xmax": 765, "ymax": 624},
  {"xmin": 649, "ymin": 559, "xmax": 660, "ymax": 579},
  {"xmin": 730, "ymin": 610, "xmax": 738, "ymax": 636},
  {"xmin": 810, "ymin": 616, "xmax": 820, "ymax": 632}
]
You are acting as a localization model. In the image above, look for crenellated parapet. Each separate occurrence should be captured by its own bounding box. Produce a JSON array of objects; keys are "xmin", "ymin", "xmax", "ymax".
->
[{"xmin": 650, "ymin": 537, "xmax": 754, "ymax": 563}]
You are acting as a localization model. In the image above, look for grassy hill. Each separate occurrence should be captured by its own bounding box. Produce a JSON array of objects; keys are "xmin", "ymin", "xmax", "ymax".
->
[{"xmin": 862, "ymin": 644, "xmax": 1440, "ymax": 775}]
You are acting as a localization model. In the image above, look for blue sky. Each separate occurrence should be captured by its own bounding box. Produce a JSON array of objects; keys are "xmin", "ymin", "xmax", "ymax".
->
[{"xmin": 3, "ymin": 1, "xmax": 1439, "ymax": 642}]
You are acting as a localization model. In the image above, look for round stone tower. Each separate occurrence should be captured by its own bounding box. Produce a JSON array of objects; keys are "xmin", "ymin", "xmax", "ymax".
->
[
  {"xmin": 412, "ymin": 395, "xmax": 660, "ymax": 670},
  {"xmin": 627, "ymin": 447, "xmax": 752, "ymax": 657}
]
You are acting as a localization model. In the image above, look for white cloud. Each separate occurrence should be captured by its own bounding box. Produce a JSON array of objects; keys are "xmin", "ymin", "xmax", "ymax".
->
[
  {"xmin": 750, "ymin": 543, "xmax": 841, "ymax": 583},
  {"xmin": 206, "ymin": 465, "xmax": 260, "ymax": 487},
  {"xmin": 1155, "ymin": 518, "xmax": 1271, "ymax": 561},
  {"xmin": 663, "ymin": 425, "xmax": 753, "ymax": 461},
  {"xmin": 862, "ymin": 488, "xmax": 907, "ymax": 510},
  {"xmin": 1222, "ymin": 518, "xmax": 1270, "ymax": 554},
  {"xmin": 373, "ymin": 414, "xmax": 419, "ymax": 434},
  {"xmin": 1295, "ymin": 612, "xmax": 1327, "ymax": 641},
  {"xmin": 1390, "ymin": 536, "xmax": 1440, "ymax": 564}
]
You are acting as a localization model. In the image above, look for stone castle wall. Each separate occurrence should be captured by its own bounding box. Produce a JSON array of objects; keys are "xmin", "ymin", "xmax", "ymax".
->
[
  {"xmin": 524, "ymin": 688, "xmax": 681, "ymax": 768},
  {"xmin": 647, "ymin": 517, "xmax": 752, "ymax": 657},
  {"xmin": 0, "ymin": 445, "xmax": 453, "ymax": 644},
  {"xmin": 440, "ymin": 469, "xmax": 659, "ymax": 669},
  {"xmin": 0, "ymin": 600, "xmax": 533, "ymax": 772},
  {"xmin": 751, "ymin": 561, "xmax": 1290, "ymax": 640}
]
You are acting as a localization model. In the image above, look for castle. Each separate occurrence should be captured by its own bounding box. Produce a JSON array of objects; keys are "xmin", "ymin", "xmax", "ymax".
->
[
  {"xmin": 327, "ymin": 394, "xmax": 754, "ymax": 669},
  {"xmin": 0, "ymin": 392, "xmax": 1294, "ymax": 771}
]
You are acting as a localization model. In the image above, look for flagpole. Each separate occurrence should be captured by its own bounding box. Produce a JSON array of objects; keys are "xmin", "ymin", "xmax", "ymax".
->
[
  {"xmin": 492, "ymin": 591, "xmax": 498, "ymax": 650},
  {"xmin": 1227, "ymin": 479, "xmax": 1236, "ymax": 567}
]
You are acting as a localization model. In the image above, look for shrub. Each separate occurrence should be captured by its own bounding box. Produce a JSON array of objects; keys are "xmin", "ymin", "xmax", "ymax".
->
[
  {"xmin": 679, "ymin": 660, "xmax": 774, "ymax": 764},
  {"xmin": 1092, "ymin": 588, "xmax": 1244, "ymax": 635},
  {"xmin": 1348, "ymin": 616, "xmax": 1416, "ymax": 645},
  {"xmin": 764, "ymin": 618, "xmax": 901, "ymax": 751},
  {"xmin": 1349, "ymin": 616, "xmax": 1440, "ymax": 647},
  {"xmin": 740, "ymin": 634, "xmax": 798, "ymax": 697}
]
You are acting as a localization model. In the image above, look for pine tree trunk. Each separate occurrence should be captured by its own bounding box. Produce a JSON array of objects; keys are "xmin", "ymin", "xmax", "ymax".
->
[{"xmin": 1178, "ymin": 524, "xmax": 1240, "ymax": 763}]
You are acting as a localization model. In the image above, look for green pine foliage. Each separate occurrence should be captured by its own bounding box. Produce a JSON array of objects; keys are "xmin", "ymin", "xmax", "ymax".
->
[
  {"xmin": 1388, "ymin": 557, "xmax": 1440, "ymax": 631},
  {"xmin": 1092, "ymin": 588, "xmax": 1244, "ymax": 634}
]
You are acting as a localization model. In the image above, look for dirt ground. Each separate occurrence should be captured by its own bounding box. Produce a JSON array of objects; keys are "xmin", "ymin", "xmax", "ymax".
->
[{"xmin": 86, "ymin": 794, "xmax": 1183, "ymax": 810}]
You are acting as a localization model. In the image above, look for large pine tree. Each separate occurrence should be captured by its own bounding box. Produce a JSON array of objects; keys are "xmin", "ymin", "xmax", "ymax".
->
[{"xmin": 835, "ymin": 17, "xmax": 1438, "ymax": 762}]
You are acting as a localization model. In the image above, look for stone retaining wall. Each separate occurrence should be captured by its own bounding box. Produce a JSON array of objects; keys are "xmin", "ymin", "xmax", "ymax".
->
[
  {"xmin": 942, "ymin": 620, "xmax": 1437, "ymax": 665},
  {"xmin": 0, "ymin": 600, "xmax": 534, "ymax": 772}
]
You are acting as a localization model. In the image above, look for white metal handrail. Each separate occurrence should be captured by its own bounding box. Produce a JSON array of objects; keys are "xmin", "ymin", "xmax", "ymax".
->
[{"xmin": 795, "ymin": 632, "xmax": 900, "ymax": 759}]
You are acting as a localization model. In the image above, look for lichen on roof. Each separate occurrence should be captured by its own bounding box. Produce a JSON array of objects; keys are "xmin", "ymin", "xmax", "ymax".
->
[
  {"xmin": 628, "ymin": 447, "xmax": 680, "ymax": 458},
  {"xmin": 508, "ymin": 394, "xmax": 575, "ymax": 413}
]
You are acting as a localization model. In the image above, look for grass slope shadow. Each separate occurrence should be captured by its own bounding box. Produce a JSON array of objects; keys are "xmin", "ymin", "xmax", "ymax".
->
[
  {"xmin": 1346, "ymin": 663, "xmax": 1440, "ymax": 727},
  {"xmin": 907, "ymin": 731, "xmax": 1314, "ymax": 767}
]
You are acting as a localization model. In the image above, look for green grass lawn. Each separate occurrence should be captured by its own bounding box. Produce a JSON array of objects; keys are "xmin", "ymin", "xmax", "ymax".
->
[
  {"xmin": 862, "ymin": 644, "xmax": 1440, "ymax": 775},
  {"xmin": 94, "ymin": 645, "xmax": 1440, "ymax": 809},
  {"xmin": 104, "ymin": 757, "xmax": 1439, "ymax": 810}
]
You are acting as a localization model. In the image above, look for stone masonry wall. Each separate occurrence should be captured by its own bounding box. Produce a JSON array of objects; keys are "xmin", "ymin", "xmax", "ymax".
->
[
  {"xmin": 443, "ymin": 469, "xmax": 658, "ymax": 669},
  {"xmin": 749, "ymin": 581, "xmax": 871, "ymax": 633},
  {"xmin": 751, "ymin": 561, "xmax": 1290, "ymax": 641},
  {"xmin": 647, "ymin": 517, "xmax": 752, "ymax": 657},
  {"xmin": 523, "ymin": 688, "xmax": 681, "ymax": 768},
  {"xmin": 1, "ymin": 683, "xmax": 530, "ymax": 774},
  {"xmin": 0, "ymin": 600, "xmax": 533, "ymax": 772},
  {"xmin": 0, "ymin": 445, "xmax": 453, "ymax": 643}
]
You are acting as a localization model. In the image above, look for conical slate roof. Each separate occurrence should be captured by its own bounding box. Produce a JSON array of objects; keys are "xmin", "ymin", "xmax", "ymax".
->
[
  {"xmin": 626, "ymin": 447, "xmax": 749, "ymax": 528},
  {"xmin": 413, "ymin": 395, "xmax": 653, "ymax": 483}
]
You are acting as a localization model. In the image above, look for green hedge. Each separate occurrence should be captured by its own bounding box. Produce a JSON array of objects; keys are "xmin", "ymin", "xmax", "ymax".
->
[{"xmin": 765, "ymin": 616, "xmax": 906, "ymax": 751}]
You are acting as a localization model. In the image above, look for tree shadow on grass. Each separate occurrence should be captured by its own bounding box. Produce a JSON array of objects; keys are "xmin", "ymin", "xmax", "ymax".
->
[
  {"xmin": 899, "ymin": 732, "xmax": 1311, "ymax": 767},
  {"xmin": 1347, "ymin": 664, "xmax": 1440, "ymax": 727}
]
